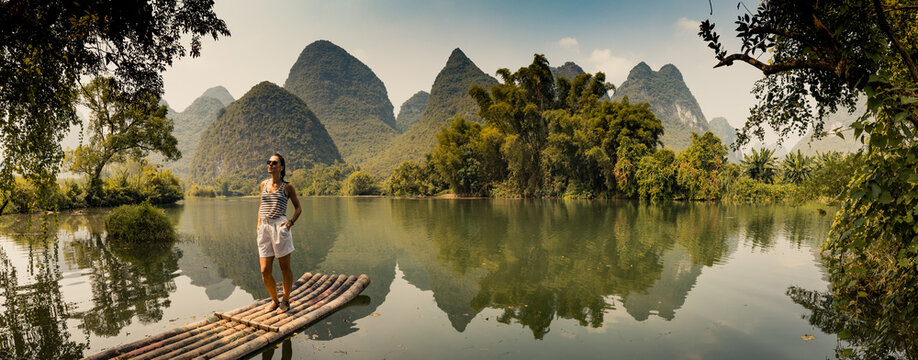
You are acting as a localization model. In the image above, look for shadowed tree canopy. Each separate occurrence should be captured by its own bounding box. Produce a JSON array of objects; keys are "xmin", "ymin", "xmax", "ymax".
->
[
  {"xmin": 701, "ymin": 1, "xmax": 918, "ymax": 356},
  {"xmin": 0, "ymin": 0, "xmax": 229, "ymax": 198}
]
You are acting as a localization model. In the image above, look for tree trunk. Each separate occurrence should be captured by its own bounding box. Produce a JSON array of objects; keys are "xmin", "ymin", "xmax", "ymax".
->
[{"xmin": 87, "ymin": 164, "xmax": 105, "ymax": 207}]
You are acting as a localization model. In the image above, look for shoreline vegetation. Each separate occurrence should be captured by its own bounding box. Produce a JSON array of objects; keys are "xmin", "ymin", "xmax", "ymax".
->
[{"xmin": 2, "ymin": 57, "xmax": 860, "ymax": 215}]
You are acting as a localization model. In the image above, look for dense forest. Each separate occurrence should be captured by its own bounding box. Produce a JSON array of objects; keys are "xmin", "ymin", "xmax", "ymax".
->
[{"xmin": 382, "ymin": 55, "xmax": 856, "ymax": 204}]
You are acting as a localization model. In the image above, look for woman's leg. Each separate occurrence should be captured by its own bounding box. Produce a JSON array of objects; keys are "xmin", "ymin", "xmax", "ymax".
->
[
  {"xmin": 277, "ymin": 253, "xmax": 293, "ymax": 302},
  {"xmin": 260, "ymin": 256, "xmax": 279, "ymax": 301}
]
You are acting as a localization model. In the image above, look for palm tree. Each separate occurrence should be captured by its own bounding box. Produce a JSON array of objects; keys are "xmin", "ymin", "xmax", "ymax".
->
[
  {"xmin": 741, "ymin": 148, "xmax": 778, "ymax": 183},
  {"xmin": 782, "ymin": 150, "xmax": 813, "ymax": 184},
  {"xmin": 813, "ymin": 151, "xmax": 843, "ymax": 171}
]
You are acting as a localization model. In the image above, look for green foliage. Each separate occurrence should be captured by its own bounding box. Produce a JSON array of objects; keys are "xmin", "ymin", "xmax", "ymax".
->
[
  {"xmin": 781, "ymin": 150, "xmax": 814, "ymax": 185},
  {"xmin": 635, "ymin": 150, "xmax": 677, "ymax": 200},
  {"xmin": 429, "ymin": 118, "xmax": 488, "ymax": 195},
  {"xmin": 341, "ymin": 171, "xmax": 380, "ymax": 195},
  {"xmin": 0, "ymin": 0, "xmax": 228, "ymax": 204},
  {"xmin": 800, "ymin": 152, "xmax": 862, "ymax": 201},
  {"xmin": 614, "ymin": 138, "xmax": 650, "ymax": 198},
  {"xmin": 676, "ymin": 132, "xmax": 727, "ymax": 200},
  {"xmin": 387, "ymin": 161, "xmax": 444, "ymax": 196},
  {"xmin": 703, "ymin": 2, "xmax": 918, "ymax": 356},
  {"xmin": 724, "ymin": 177, "xmax": 795, "ymax": 202},
  {"xmin": 99, "ymin": 162, "xmax": 184, "ymax": 207},
  {"xmin": 190, "ymin": 81, "xmax": 342, "ymax": 186},
  {"xmin": 283, "ymin": 40, "xmax": 398, "ymax": 166},
  {"xmin": 288, "ymin": 162, "xmax": 359, "ymax": 196},
  {"xmin": 470, "ymin": 54, "xmax": 614, "ymax": 196},
  {"xmin": 185, "ymin": 184, "xmax": 217, "ymax": 198},
  {"xmin": 67, "ymin": 77, "xmax": 181, "ymax": 206},
  {"xmin": 1, "ymin": 161, "xmax": 181, "ymax": 214},
  {"xmin": 105, "ymin": 202, "xmax": 175, "ymax": 244},
  {"xmin": 740, "ymin": 148, "xmax": 779, "ymax": 184}
]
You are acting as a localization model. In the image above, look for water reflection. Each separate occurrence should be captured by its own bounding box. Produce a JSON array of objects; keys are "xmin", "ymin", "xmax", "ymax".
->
[
  {"xmin": 0, "ymin": 219, "xmax": 87, "ymax": 359},
  {"xmin": 0, "ymin": 199, "xmax": 839, "ymax": 359},
  {"xmin": 67, "ymin": 234, "xmax": 181, "ymax": 336}
]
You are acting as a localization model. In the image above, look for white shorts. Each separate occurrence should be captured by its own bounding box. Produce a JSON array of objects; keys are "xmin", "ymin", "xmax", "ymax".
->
[{"xmin": 257, "ymin": 216, "xmax": 295, "ymax": 258}]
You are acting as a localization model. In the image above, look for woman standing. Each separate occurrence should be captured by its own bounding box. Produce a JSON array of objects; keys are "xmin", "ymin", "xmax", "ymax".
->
[{"xmin": 256, "ymin": 153, "xmax": 301, "ymax": 312}]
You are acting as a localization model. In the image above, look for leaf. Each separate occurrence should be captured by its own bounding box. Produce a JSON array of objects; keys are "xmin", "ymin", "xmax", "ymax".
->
[
  {"xmin": 371, "ymin": 312, "xmax": 381, "ymax": 317},
  {"xmin": 801, "ymin": 334, "xmax": 816, "ymax": 341}
]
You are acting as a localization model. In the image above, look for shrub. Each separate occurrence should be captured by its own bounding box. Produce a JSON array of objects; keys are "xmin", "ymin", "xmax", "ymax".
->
[
  {"xmin": 341, "ymin": 171, "xmax": 380, "ymax": 195},
  {"xmin": 186, "ymin": 184, "xmax": 217, "ymax": 197},
  {"xmin": 725, "ymin": 177, "xmax": 795, "ymax": 202},
  {"xmin": 105, "ymin": 202, "xmax": 175, "ymax": 243},
  {"xmin": 635, "ymin": 150, "xmax": 677, "ymax": 201}
]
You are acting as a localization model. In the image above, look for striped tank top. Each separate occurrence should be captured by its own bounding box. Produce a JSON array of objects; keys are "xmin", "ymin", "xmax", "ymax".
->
[{"xmin": 259, "ymin": 179, "xmax": 288, "ymax": 219}]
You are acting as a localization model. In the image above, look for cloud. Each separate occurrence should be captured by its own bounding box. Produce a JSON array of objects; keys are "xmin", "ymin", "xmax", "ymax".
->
[
  {"xmin": 558, "ymin": 37, "xmax": 579, "ymax": 49},
  {"xmin": 675, "ymin": 17, "xmax": 701, "ymax": 34},
  {"xmin": 585, "ymin": 49, "xmax": 634, "ymax": 86}
]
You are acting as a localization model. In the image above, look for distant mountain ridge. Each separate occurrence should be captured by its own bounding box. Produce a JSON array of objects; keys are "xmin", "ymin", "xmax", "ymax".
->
[
  {"xmin": 200, "ymin": 86, "xmax": 235, "ymax": 106},
  {"xmin": 396, "ymin": 91, "xmax": 429, "ymax": 133},
  {"xmin": 158, "ymin": 87, "xmax": 234, "ymax": 177},
  {"xmin": 612, "ymin": 62, "xmax": 709, "ymax": 150},
  {"xmin": 284, "ymin": 40, "xmax": 398, "ymax": 167},
  {"xmin": 707, "ymin": 116, "xmax": 743, "ymax": 162},
  {"xmin": 190, "ymin": 81, "xmax": 341, "ymax": 182},
  {"xmin": 364, "ymin": 48, "xmax": 499, "ymax": 176}
]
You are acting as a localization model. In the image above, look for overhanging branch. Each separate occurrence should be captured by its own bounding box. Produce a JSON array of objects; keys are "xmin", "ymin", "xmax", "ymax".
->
[{"xmin": 714, "ymin": 54, "xmax": 833, "ymax": 75}]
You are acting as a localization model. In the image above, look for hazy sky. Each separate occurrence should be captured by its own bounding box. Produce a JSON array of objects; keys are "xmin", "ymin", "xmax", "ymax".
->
[{"xmin": 162, "ymin": 0, "xmax": 765, "ymax": 130}]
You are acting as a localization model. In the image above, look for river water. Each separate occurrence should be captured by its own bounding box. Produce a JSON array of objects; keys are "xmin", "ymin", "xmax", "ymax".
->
[{"xmin": 0, "ymin": 197, "xmax": 840, "ymax": 359}]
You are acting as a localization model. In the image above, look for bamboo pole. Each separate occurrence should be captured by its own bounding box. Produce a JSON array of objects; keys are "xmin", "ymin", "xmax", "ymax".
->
[
  {"xmin": 80, "ymin": 316, "xmax": 220, "ymax": 360},
  {"xmin": 81, "ymin": 272, "xmax": 370, "ymax": 360},
  {"xmin": 254, "ymin": 274, "xmax": 349, "ymax": 326},
  {"xmin": 278, "ymin": 274, "xmax": 370, "ymax": 334},
  {"xmin": 116, "ymin": 319, "xmax": 240, "ymax": 360},
  {"xmin": 242, "ymin": 274, "xmax": 341, "ymax": 325},
  {"xmin": 129, "ymin": 322, "xmax": 232, "ymax": 360},
  {"xmin": 212, "ymin": 274, "xmax": 371, "ymax": 360},
  {"xmin": 161, "ymin": 323, "xmax": 260, "ymax": 360},
  {"xmin": 216, "ymin": 272, "xmax": 320, "ymax": 321},
  {"xmin": 270, "ymin": 276, "xmax": 357, "ymax": 330},
  {"xmin": 214, "ymin": 312, "xmax": 280, "ymax": 332}
]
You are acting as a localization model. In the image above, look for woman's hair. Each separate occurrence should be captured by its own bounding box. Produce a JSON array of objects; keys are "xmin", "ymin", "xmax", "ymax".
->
[{"xmin": 272, "ymin": 153, "xmax": 286, "ymax": 179}]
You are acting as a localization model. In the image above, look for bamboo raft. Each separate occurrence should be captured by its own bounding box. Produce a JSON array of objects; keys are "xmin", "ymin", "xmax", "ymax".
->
[{"xmin": 82, "ymin": 272, "xmax": 370, "ymax": 360}]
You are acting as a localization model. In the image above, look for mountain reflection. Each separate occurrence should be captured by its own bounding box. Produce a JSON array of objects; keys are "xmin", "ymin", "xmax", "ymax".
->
[{"xmin": 179, "ymin": 199, "xmax": 835, "ymax": 341}]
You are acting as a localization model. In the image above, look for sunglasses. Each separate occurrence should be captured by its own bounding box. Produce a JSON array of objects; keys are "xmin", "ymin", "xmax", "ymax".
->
[{"xmin": 266, "ymin": 160, "xmax": 279, "ymax": 166}]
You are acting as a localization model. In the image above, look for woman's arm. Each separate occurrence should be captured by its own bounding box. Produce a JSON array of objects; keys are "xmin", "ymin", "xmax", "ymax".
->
[
  {"xmin": 283, "ymin": 182, "xmax": 301, "ymax": 228},
  {"xmin": 256, "ymin": 180, "xmax": 264, "ymax": 234}
]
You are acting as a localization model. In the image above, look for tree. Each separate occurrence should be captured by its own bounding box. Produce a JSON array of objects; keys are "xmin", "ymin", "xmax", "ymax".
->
[
  {"xmin": 700, "ymin": 1, "xmax": 918, "ymax": 356},
  {"xmin": 781, "ymin": 150, "xmax": 813, "ymax": 185},
  {"xmin": 0, "ymin": 0, "xmax": 229, "ymax": 203},
  {"xmin": 676, "ymin": 132, "xmax": 727, "ymax": 200},
  {"xmin": 470, "ymin": 55, "xmax": 612, "ymax": 196},
  {"xmin": 429, "ymin": 117, "xmax": 485, "ymax": 195},
  {"xmin": 635, "ymin": 149, "xmax": 677, "ymax": 201},
  {"xmin": 67, "ymin": 77, "xmax": 179, "ymax": 205},
  {"xmin": 341, "ymin": 171, "xmax": 380, "ymax": 196},
  {"xmin": 740, "ymin": 148, "xmax": 778, "ymax": 184}
]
